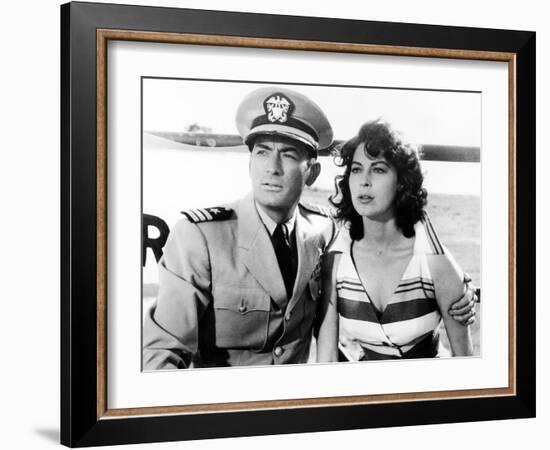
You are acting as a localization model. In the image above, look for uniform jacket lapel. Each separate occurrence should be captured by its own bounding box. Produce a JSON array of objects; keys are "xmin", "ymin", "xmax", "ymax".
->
[
  {"xmin": 287, "ymin": 208, "xmax": 321, "ymax": 314},
  {"xmin": 237, "ymin": 194, "xmax": 287, "ymax": 308}
]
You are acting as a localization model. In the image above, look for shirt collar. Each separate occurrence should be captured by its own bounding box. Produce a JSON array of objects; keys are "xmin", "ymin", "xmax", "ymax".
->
[{"xmin": 255, "ymin": 202, "xmax": 297, "ymax": 237}]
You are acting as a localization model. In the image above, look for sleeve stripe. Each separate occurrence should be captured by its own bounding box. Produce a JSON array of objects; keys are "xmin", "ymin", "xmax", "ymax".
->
[
  {"xmin": 199, "ymin": 208, "xmax": 213, "ymax": 221},
  {"xmin": 194, "ymin": 209, "xmax": 209, "ymax": 221},
  {"xmin": 187, "ymin": 210, "xmax": 202, "ymax": 222},
  {"xmin": 180, "ymin": 207, "xmax": 232, "ymax": 223}
]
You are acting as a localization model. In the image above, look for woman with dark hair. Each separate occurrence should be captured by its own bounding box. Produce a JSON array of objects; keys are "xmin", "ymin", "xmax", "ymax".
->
[{"xmin": 317, "ymin": 120, "xmax": 473, "ymax": 361}]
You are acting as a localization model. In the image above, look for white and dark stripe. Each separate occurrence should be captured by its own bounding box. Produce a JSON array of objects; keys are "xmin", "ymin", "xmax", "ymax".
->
[
  {"xmin": 422, "ymin": 213, "xmax": 444, "ymax": 255},
  {"xmin": 334, "ymin": 219, "xmax": 443, "ymax": 360}
]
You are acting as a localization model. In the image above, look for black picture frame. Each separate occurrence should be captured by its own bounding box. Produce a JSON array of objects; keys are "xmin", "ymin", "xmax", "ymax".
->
[{"xmin": 61, "ymin": 1, "xmax": 535, "ymax": 447}]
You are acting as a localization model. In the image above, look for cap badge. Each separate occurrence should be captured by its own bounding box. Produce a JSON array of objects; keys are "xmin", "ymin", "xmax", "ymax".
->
[{"xmin": 264, "ymin": 94, "xmax": 294, "ymax": 124}]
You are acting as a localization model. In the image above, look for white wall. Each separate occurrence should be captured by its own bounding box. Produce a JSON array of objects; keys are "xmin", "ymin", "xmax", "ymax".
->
[{"xmin": 0, "ymin": 0, "xmax": 545, "ymax": 449}]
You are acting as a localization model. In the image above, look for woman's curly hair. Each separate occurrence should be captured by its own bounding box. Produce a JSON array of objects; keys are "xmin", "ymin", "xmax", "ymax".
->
[{"xmin": 330, "ymin": 120, "xmax": 427, "ymax": 240}]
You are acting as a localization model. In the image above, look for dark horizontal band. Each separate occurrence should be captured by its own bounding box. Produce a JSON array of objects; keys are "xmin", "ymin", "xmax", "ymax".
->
[
  {"xmin": 250, "ymin": 115, "xmax": 319, "ymax": 143},
  {"xmin": 338, "ymin": 296, "xmax": 439, "ymax": 324}
]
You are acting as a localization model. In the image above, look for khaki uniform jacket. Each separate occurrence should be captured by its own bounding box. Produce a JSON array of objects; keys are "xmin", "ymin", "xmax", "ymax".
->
[{"xmin": 143, "ymin": 193, "xmax": 335, "ymax": 369}]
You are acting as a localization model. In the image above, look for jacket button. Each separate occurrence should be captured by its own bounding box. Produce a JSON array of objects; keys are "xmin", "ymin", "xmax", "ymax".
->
[{"xmin": 274, "ymin": 346, "xmax": 284, "ymax": 357}]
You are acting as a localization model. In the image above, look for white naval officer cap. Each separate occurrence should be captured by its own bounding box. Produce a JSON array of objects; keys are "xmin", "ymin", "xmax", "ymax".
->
[{"xmin": 236, "ymin": 86, "xmax": 333, "ymax": 156}]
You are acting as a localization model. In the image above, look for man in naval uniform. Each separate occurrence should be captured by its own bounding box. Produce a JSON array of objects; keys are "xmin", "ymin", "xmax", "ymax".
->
[
  {"xmin": 143, "ymin": 87, "xmax": 336, "ymax": 369},
  {"xmin": 143, "ymin": 86, "xmax": 476, "ymax": 369}
]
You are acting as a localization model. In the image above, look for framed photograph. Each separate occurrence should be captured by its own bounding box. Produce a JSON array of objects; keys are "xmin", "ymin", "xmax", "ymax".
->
[{"xmin": 61, "ymin": 1, "xmax": 535, "ymax": 447}]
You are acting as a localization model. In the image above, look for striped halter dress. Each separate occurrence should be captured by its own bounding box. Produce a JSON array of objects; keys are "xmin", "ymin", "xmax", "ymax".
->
[{"xmin": 332, "ymin": 215, "xmax": 445, "ymax": 360}]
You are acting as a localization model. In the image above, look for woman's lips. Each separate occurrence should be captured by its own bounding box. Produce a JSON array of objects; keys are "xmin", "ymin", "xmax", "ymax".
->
[{"xmin": 357, "ymin": 194, "xmax": 373, "ymax": 204}]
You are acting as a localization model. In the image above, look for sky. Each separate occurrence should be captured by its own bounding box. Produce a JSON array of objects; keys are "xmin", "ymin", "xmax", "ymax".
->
[{"xmin": 143, "ymin": 78, "xmax": 481, "ymax": 147}]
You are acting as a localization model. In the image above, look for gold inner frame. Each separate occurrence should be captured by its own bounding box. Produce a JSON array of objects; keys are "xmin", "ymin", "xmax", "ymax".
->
[{"xmin": 96, "ymin": 29, "xmax": 517, "ymax": 419}]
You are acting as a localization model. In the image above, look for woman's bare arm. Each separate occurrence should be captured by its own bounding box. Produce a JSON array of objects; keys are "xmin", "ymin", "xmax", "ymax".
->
[
  {"xmin": 428, "ymin": 254, "xmax": 474, "ymax": 357},
  {"xmin": 316, "ymin": 252, "xmax": 341, "ymax": 362}
]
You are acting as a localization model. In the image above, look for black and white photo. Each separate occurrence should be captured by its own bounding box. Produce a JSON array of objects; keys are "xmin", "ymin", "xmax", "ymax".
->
[{"xmin": 141, "ymin": 79, "xmax": 481, "ymax": 369}]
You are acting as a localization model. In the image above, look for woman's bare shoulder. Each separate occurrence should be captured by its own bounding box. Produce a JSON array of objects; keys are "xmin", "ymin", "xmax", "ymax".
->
[{"xmin": 426, "ymin": 252, "xmax": 464, "ymax": 302}]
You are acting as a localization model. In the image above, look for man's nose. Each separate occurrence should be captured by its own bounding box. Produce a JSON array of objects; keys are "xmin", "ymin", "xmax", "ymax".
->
[{"xmin": 265, "ymin": 153, "xmax": 283, "ymax": 174}]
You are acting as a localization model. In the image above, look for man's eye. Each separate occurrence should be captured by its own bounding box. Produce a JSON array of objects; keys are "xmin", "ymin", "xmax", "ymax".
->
[
  {"xmin": 255, "ymin": 149, "xmax": 267, "ymax": 156},
  {"xmin": 283, "ymin": 153, "xmax": 297, "ymax": 160}
]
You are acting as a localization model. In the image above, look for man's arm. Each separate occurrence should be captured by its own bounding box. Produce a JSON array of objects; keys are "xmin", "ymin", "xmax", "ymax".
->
[
  {"xmin": 448, "ymin": 275, "xmax": 478, "ymax": 325},
  {"xmin": 143, "ymin": 219, "xmax": 211, "ymax": 370},
  {"xmin": 442, "ymin": 248, "xmax": 477, "ymax": 325}
]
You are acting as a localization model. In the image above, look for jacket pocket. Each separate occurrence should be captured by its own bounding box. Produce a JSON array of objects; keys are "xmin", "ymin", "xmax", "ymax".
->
[{"xmin": 213, "ymin": 286, "xmax": 270, "ymax": 350}]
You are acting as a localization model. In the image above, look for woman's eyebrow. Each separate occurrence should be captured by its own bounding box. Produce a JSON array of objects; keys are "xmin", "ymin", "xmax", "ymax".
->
[
  {"xmin": 351, "ymin": 160, "xmax": 363, "ymax": 166},
  {"xmin": 371, "ymin": 160, "xmax": 390, "ymax": 167}
]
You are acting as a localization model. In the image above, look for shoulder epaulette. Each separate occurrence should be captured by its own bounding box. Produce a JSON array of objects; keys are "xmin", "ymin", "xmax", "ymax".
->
[
  {"xmin": 180, "ymin": 206, "xmax": 233, "ymax": 223},
  {"xmin": 299, "ymin": 202, "xmax": 335, "ymax": 218}
]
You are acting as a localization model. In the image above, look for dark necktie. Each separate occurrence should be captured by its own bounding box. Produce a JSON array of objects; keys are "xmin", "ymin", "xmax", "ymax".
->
[{"xmin": 272, "ymin": 223, "xmax": 297, "ymax": 300}]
